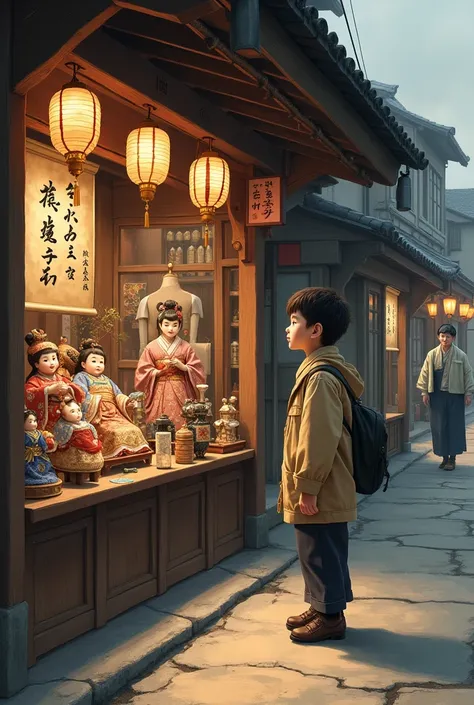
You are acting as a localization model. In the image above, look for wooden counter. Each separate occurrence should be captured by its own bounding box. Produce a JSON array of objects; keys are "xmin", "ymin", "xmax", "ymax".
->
[
  {"xmin": 25, "ymin": 450, "xmax": 255, "ymax": 523},
  {"xmin": 24, "ymin": 450, "xmax": 254, "ymax": 664}
]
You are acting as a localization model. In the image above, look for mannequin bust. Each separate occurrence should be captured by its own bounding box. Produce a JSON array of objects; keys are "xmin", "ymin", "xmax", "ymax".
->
[{"xmin": 136, "ymin": 263, "xmax": 203, "ymax": 355}]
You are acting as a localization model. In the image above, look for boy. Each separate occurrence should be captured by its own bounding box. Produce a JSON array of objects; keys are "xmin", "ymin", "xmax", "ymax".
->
[{"xmin": 278, "ymin": 287, "xmax": 364, "ymax": 643}]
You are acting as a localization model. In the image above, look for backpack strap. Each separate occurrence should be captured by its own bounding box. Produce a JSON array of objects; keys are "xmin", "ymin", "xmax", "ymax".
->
[{"xmin": 307, "ymin": 364, "xmax": 354, "ymax": 435}]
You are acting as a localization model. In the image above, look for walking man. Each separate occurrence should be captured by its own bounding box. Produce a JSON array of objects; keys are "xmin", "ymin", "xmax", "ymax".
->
[
  {"xmin": 278, "ymin": 287, "xmax": 364, "ymax": 643},
  {"xmin": 417, "ymin": 323, "xmax": 474, "ymax": 471}
]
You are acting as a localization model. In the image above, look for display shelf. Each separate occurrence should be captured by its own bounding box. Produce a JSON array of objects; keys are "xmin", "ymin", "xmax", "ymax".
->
[{"xmin": 25, "ymin": 449, "xmax": 254, "ymax": 523}]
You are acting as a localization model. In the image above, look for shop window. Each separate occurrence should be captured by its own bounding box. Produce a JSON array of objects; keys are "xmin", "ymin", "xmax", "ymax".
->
[
  {"xmin": 385, "ymin": 288, "xmax": 400, "ymax": 414},
  {"xmin": 367, "ymin": 290, "xmax": 382, "ymax": 411},
  {"xmin": 115, "ymin": 220, "xmax": 238, "ymax": 417}
]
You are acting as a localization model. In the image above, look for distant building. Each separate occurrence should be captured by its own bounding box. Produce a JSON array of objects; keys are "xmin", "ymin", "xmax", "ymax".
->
[{"xmin": 446, "ymin": 189, "xmax": 474, "ymax": 367}]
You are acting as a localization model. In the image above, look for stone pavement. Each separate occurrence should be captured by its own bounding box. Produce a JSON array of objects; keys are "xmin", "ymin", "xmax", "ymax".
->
[{"xmin": 111, "ymin": 428, "xmax": 474, "ymax": 705}]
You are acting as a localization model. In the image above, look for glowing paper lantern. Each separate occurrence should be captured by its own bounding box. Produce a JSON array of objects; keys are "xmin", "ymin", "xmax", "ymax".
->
[
  {"xmin": 126, "ymin": 104, "xmax": 170, "ymax": 227},
  {"xmin": 189, "ymin": 137, "xmax": 230, "ymax": 246},
  {"xmin": 426, "ymin": 300, "xmax": 438, "ymax": 318},
  {"xmin": 443, "ymin": 296, "xmax": 457, "ymax": 318},
  {"xmin": 459, "ymin": 302, "xmax": 470, "ymax": 319},
  {"xmin": 49, "ymin": 62, "xmax": 101, "ymax": 206}
]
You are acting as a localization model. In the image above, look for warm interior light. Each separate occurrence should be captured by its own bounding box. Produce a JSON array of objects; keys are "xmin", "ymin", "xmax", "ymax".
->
[
  {"xmin": 126, "ymin": 104, "xmax": 170, "ymax": 227},
  {"xmin": 467, "ymin": 307, "xmax": 474, "ymax": 320},
  {"xmin": 49, "ymin": 62, "xmax": 101, "ymax": 205},
  {"xmin": 459, "ymin": 302, "xmax": 470, "ymax": 318},
  {"xmin": 426, "ymin": 301, "xmax": 438, "ymax": 318},
  {"xmin": 189, "ymin": 137, "xmax": 230, "ymax": 245},
  {"xmin": 443, "ymin": 296, "xmax": 457, "ymax": 318}
]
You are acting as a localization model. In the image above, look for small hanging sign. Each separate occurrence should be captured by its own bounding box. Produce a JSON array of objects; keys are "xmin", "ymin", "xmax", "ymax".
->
[{"xmin": 246, "ymin": 176, "xmax": 285, "ymax": 226}]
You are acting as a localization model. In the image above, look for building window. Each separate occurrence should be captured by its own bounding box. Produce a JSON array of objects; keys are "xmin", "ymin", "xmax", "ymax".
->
[
  {"xmin": 448, "ymin": 221, "xmax": 462, "ymax": 252},
  {"xmin": 422, "ymin": 166, "xmax": 443, "ymax": 230}
]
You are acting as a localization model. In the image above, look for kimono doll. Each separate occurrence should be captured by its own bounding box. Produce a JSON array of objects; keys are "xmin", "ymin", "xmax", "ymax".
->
[
  {"xmin": 50, "ymin": 398, "xmax": 104, "ymax": 476},
  {"xmin": 73, "ymin": 339, "xmax": 150, "ymax": 460},
  {"xmin": 24, "ymin": 329, "xmax": 84, "ymax": 433},
  {"xmin": 24, "ymin": 409, "xmax": 60, "ymax": 486},
  {"xmin": 134, "ymin": 300, "xmax": 206, "ymax": 429}
]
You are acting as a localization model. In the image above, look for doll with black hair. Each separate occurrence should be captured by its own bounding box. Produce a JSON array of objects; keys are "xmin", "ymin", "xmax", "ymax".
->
[
  {"xmin": 73, "ymin": 338, "xmax": 150, "ymax": 460},
  {"xmin": 134, "ymin": 299, "xmax": 205, "ymax": 428},
  {"xmin": 24, "ymin": 408, "xmax": 62, "ymax": 497}
]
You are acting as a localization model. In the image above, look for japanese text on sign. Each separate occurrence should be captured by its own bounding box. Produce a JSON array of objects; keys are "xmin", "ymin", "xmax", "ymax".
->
[
  {"xmin": 25, "ymin": 139, "xmax": 97, "ymax": 315},
  {"xmin": 247, "ymin": 176, "xmax": 284, "ymax": 226},
  {"xmin": 386, "ymin": 288, "xmax": 399, "ymax": 351}
]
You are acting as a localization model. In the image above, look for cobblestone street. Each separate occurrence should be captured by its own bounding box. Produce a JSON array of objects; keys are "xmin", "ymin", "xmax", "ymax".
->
[{"xmin": 115, "ymin": 426, "xmax": 474, "ymax": 705}]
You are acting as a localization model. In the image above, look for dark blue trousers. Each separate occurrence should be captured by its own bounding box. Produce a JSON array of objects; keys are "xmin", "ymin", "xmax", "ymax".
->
[{"xmin": 294, "ymin": 522, "xmax": 353, "ymax": 615}]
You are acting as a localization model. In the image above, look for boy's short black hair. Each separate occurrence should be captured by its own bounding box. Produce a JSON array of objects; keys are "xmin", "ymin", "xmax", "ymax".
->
[{"xmin": 286, "ymin": 287, "xmax": 351, "ymax": 346}]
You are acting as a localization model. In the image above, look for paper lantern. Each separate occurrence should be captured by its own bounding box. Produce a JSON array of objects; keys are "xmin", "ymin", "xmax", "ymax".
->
[
  {"xmin": 459, "ymin": 302, "xmax": 470, "ymax": 319},
  {"xmin": 467, "ymin": 307, "xmax": 474, "ymax": 320},
  {"xmin": 189, "ymin": 137, "xmax": 230, "ymax": 246},
  {"xmin": 126, "ymin": 104, "xmax": 170, "ymax": 227},
  {"xmin": 426, "ymin": 300, "xmax": 438, "ymax": 318},
  {"xmin": 49, "ymin": 62, "xmax": 101, "ymax": 206},
  {"xmin": 443, "ymin": 296, "xmax": 457, "ymax": 318}
]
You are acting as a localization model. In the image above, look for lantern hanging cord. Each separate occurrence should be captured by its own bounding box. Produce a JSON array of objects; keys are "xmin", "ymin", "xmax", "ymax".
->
[{"xmin": 190, "ymin": 19, "xmax": 373, "ymax": 186}]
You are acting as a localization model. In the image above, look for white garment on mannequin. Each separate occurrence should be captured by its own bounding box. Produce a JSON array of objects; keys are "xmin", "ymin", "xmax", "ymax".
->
[{"xmin": 136, "ymin": 272, "xmax": 203, "ymax": 355}]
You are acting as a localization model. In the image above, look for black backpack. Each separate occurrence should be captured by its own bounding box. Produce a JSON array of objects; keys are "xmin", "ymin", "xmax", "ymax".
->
[{"xmin": 311, "ymin": 365, "xmax": 390, "ymax": 495}]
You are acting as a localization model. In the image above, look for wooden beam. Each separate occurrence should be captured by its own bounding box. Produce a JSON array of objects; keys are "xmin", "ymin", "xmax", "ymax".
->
[
  {"xmin": 259, "ymin": 6, "xmax": 401, "ymax": 185},
  {"xmin": 72, "ymin": 30, "xmax": 282, "ymax": 172},
  {"xmin": 106, "ymin": 10, "xmax": 222, "ymax": 57},
  {"xmin": 288, "ymin": 153, "xmax": 367, "ymax": 193},
  {"xmin": 115, "ymin": 0, "xmax": 221, "ymax": 23},
  {"xmin": 13, "ymin": 1, "xmax": 119, "ymax": 94}
]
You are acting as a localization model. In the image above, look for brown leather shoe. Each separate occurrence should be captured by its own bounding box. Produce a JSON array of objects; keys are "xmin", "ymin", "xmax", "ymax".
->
[
  {"xmin": 286, "ymin": 606, "xmax": 317, "ymax": 631},
  {"xmin": 444, "ymin": 460, "xmax": 455, "ymax": 471},
  {"xmin": 290, "ymin": 612, "xmax": 346, "ymax": 643}
]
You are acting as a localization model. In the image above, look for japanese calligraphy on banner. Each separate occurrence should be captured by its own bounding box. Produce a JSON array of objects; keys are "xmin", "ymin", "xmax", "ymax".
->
[
  {"xmin": 25, "ymin": 139, "xmax": 98, "ymax": 316},
  {"xmin": 385, "ymin": 287, "xmax": 399, "ymax": 352},
  {"xmin": 246, "ymin": 176, "xmax": 284, "ymax": 226}
]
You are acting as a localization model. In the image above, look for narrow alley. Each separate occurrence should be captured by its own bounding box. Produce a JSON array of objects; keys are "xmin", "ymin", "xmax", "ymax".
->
[{"xmin": 115, "ymin": 426, "xmax": 474, "ymax": 705}]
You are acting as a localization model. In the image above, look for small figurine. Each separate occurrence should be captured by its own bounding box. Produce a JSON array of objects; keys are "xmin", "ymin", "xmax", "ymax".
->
[
  {"xmin": 24, "ymin": 329, "xmax": 85, "ymax": 433},
  {"xmin": 134, "ymin": 300, "xmax": 206, "ymax": 429},
  {"xmin": 57, "ymin": 336, "xmax": 80, "ymax": 380},
  {"xmin": 73, "ymin": 339, "xmax": 151, "ymax": 461},
  {"xmin": 50, "ymin": 398, "xmax": 104, "ymax": 484},
  {"xmin": 210, "ymin": 395, "xmax": 246, "ymax": 454},
  {"xmin": 24, "ymin": 409, "xmax": 62, "ymax": 498}
]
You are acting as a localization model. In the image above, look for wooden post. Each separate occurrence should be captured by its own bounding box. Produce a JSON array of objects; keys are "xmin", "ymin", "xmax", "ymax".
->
[
  {"xmin": 238, "ymin": 227, "xmax": 267, "ymax": 547},
  {"xmin": 0, "ymin": 1, "xmax": 28, "ymax": 696},
  {"xmin": 398, "ymin": 294, "xmax": 410, "ymax": 450}
]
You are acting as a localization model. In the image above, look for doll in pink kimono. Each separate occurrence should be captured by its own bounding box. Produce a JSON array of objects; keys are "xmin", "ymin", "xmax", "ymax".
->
[{"xmin": 134, "ymin": 299, "xmax": 205, "ymax": 429}]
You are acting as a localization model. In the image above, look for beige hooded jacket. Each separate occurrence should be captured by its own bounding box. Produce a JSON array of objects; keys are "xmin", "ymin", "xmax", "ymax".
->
[{"xmin": 278, "ymin": 346, "xmax": 364, "ymax": 525}]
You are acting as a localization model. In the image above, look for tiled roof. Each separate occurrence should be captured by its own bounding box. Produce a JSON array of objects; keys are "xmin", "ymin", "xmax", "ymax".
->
[
  {"xmin": 371, "ymin": 82, "xmax": 469, "ymax": 167},
  {"xmin": 301, "ymin": 193, "xmax": 462, "ymax": 281},
  {"xmin": 446, "ymin": 189, "xmax": 474, "ymax": 219},
  {"xmin": 263, "ymin": 0, "xmax": 429, "ymax": 170}
]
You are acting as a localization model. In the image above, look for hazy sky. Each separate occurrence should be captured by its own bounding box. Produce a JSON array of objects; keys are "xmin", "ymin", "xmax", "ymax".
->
[{"xmin": 320, "ymin": 1, "xmax": 473, "ymax": 189}]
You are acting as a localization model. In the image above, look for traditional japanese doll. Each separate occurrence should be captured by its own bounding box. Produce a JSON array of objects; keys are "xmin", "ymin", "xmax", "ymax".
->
[
  {"xmin": 134, "ymin": 300, "xmax": 206, "ymax": 429},
  {"xmin": 24, "ymin": 329, "xmax": 85, "ymax": 433},
  {"xmin": 57, "ymin": 336, "xmax": 80, "ymax": 380},
  {"xmin": 50, "ymin": 398, "xmax": 104, "ymax": 474},
  {"xmin": 73, "ymin": 339, "xmax": 151, "ymax": 460},
  {"xmin": 24, "ymin": 409, "xmax": 60, "ymax": 486}
]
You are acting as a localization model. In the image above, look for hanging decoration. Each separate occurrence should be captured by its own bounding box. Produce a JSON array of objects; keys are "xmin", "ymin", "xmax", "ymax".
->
[
  {"xmin": 467, "ymin": 307, "xmax": 474, "ymax": 321},
  {"xmin": 126, "ymin": 104, "xmax": 170, "ymax": 227},
  {"xmin": 459, "ymin": 302, "xmax": 470, "ymax": 319},
  {"xmin": 442, "ymin": 293, "xmax": 457, "ymax": 318},
  {"xmin": 49, "ymin": 62, "xmax": 101, "ymax": 206},
  {"xmin": 189, "ymin": 137, "xmax": 230, "ymax": 247},
  {"xmin": 426, "ymin": 299, "xmax": 438, "ymax": 319}
]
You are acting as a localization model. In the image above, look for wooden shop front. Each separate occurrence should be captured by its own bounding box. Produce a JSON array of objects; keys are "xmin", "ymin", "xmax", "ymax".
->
[{"xmin": 3, "ymin": 2, "xmax": 432, "ymax": 692}]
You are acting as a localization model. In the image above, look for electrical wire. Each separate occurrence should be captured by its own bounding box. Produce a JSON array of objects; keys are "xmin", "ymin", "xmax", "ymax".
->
[
  {"xmin": 348, "ymin": 0, "xmax": 368, "ymax": 76},
  {"xmin": 340, "ymin": 0, "xmax": 364, "ymax": 75}
]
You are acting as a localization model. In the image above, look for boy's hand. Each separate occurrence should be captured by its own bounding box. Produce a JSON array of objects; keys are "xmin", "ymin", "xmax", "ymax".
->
[{"xmin": 299, "ymin": 493, "xmax": 319, "ymax": 516}]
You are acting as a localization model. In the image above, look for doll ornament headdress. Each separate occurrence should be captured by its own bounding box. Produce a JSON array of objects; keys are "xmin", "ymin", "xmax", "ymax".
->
[{"xmin": 25, "ymin": 329, "xmax": 59, "ymax": 356}]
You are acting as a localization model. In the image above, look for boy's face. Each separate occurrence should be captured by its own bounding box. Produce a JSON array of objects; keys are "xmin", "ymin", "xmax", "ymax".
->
[{"xmin": 286, "ymin": 311, "xmax": 322, "ymax": 355}]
